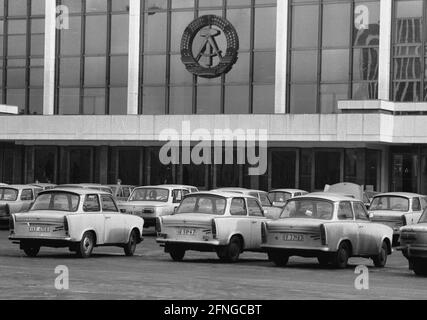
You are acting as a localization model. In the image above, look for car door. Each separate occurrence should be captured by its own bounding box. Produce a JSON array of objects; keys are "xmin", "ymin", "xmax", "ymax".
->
[
  {"xmin": 20, "ymin": 189, "xmax": 35, "ymax": 211},
  {"xmin": 337, "ymin": 201, "xmax": 360, "ymax": 255},
  {"xmin": 230, "ymin": 197, "xmax": 251, "ymax": 249},
  {"xmin": 82, "ymin": 194, "xmax": 105, "ymax": 244},
  {"xmin": 102, "ymin": 194, "xmax": 126, "ymax": 244},
  {"xmin": 246, "ymin": 198, "xmax": 265, "ymax": 248},
  {"xmin": 354, "ymin": 201, "xmax": 377, "ymax": 256},
  {"xmin": 171, "ymin": 189, "xmax": 184, "ymax": 210}
]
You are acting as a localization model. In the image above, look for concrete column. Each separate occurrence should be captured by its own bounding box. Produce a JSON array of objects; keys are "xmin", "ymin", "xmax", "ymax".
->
[
  {"xmin": 127, "ymin": 0, "xmax": 141, "ymax": 115},
  {"xmin": 25, "ymin": 146, "xmax": 35, "ymax": 184},
  {"xmin": 43, "ymin": 0, "xmax": 56, "ymax": 115},
  {"xmin": 378, "ymin": 0, "xmax": 392, "ymax": 101},
  {"xmin": 274, "ymin": 0, "xmax": 289, "ymax": 114},
  {"xmin": 12, "ymin": 146, "xmax": 24, "ymax": 184},
  {"xmin": 99, "ymin": 146, "xmax": 109, "ymax": 185}
]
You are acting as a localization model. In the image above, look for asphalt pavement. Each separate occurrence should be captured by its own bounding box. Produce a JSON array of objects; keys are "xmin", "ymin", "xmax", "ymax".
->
[{"xmin": 0, "ymin": 229, "xmax": 426, "ymax": 300}]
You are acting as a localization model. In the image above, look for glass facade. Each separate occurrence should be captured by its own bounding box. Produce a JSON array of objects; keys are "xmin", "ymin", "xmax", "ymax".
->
[
  {"xmin": 289, "ymin": 0, "xmax": 380, "ymax": 114},
  {"xmin": 55, "ymin": 0, "xmax": 129, "ymax": 115},
  {"xmin": 140, "ymin": 0, "xmax": 277, "ymax": 115},
  {"xmin": 0, "ymin": 0, "xmax": 45, "ymax": 114},
  {"xmin": 392, "ymin": 0, "xmax": 427, "ymax": 102}
]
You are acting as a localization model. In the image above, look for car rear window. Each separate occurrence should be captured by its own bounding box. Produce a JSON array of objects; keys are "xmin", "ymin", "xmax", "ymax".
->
[
  {"xmin": 370, "ymin": 196, "xmax": 409, "ymax": 212},
  {"xmin": 281, "ymin": 199, "xmax": 334, "ymax": 220},
  {"xmin": 176, "ymin": 195, "xmax": 227, "ymax": 215},
  {"xmin": 31, "ymin": 192, "xmax": 80, "ymax": 212},
  {"xmin": 0, "ymin": 188, "xmax": 18, "ymax": 201}
]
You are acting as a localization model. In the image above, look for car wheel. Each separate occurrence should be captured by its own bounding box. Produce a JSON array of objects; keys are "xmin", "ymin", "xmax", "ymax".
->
[
  {"xmin": 372, "ymin": 241, "xmax": 388, "ymax": 268},
  {"xmin": 270, "ymin": 252, "xmax": 289, "ymax": 267},
  {"xmin": 23, "ymin": 245, "xmax": 40, "ymax": 257},
  {"xmin": 332, "ymin": 242, "xmax": 350, "ymax": 269},
  {"xmin": 76, "ymin": 232, "xmax": 95, "ymax": 259},
  {"xmin": 317, "ymin": 255, "xmax": 331, "ymax": 267},
  {"xmin": 413, "ymin": 259, "xmax": 427, "ymax": 276},
  {"xmin": 169, "ymin": 248, "xmax": 186, "ymax": 262},
  {"xmin": 124, "ymin": 229, "xmax": 138, "ymax": 257},
  {"xmin": 222, "ymin": 236, "xmax": 242, "ymax": 263}
]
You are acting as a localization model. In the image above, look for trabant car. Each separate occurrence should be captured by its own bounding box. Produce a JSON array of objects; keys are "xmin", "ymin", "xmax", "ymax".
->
[
  {"xmin": 107, "ymin": 185, "xmax": 135, "ymax": 201},
  {"xmin": 0, "ymin": 185, "xmax": 42, "ymax": 227},
  {"xmin": 368, "ymin": 192, "xmax": 427, "ymax": 244},
  {"xmin": 31, "ymin": 183, "xmax": 56, "ymax": 191},
  {"xmin": 156, "ymin": 191, "xmax": 268, "ymax": 262},
  {"xmin": 261, "ymin": 193, "xmax": 393, "ymax": 269},
  {"xmin": 9, "ymin": 188, "xmax": 144, "ymax": 258},
  {"xmin": 118, "ymin": 185, "xmax": 198, "ymax": 228},
  {"xmin": 268, "ymin": 189, "xmax": 309, "ymax": 207},
  {"xmin": 213, "ymin": 188, "xmax": 282, "ymax": 219},
  {"xmin": 397, "ymin": 209, "xmax": 427, "ymax": 276}
]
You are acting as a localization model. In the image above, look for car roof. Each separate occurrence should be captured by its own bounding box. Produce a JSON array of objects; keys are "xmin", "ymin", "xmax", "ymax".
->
[
  {"xmin": 269, "ymin": 189, "xmax": 307, "ymax": 193},
  {"xmin": 0, "ymin": 185, "xmax": 40, "ymax": 190},
  {"xmin": 213, "ymin": 188, "xmax": 264, "ymax": 194},
  {"xmin": 296, "ymin": 192, "xmax": 361, "ymax": 202},
  {"xmin": 373, "ymin": 192, "xmax": 423, "ymax": 199},
  {"xmin": 156, "ymin": 184, "xmax": 198, "ymax": 189},
  {"xmin": 42, "ymin": 188, "xmax": 112, "ymax": 196},
  {"xmin": 188, "ymin": 191, "xmax": 258, "ymax": 199}
]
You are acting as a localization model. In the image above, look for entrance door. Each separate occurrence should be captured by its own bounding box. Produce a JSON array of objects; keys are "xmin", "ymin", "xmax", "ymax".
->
[{"xmin": 391, "ymin": 154, "xmax": 418, "ymax": 193}]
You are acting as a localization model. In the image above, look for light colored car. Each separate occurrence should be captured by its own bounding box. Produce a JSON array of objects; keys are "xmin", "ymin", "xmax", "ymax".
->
[
  {"xmin": 118, "ymin": 185, "xmax": 198, "ymax": 228},
  {"xmin": 212, "ymin": 188, "xmax": 282, "ymax": 219},
  {"xmin": 397, "ymin": 209, "xmax": 427, "ymax": 276},
  {"xmin": 268, "ymin": 189, "xmax": 309, "ymax": 207},
  {"xmin": 157, "ymin": 191, "xmax": 269, "ymax": 262},
  {"xmin": 107, "ymin": 185, "xmax": 135, "ymax": 201},
  {"xmin": 31, "ymin": 183, "xmax": 56, "ymax": 191},
  {"xmin": 0, "ymin": 185, "xmax": 42, "ymax": 227},
  {"xmin": 261, "ymin": 193, "xmax": 393, "ymax": 269},
  {"xmin": 368, "ymin": 192, "xmax": 427, "ymax": 244},
  {"xmin": 9, "ymin": 188, "xmax": 144, "ymax": 258}
]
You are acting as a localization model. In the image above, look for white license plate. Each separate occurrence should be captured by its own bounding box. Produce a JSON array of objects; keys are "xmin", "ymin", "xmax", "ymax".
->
[
  {"xmin": 29, "ymin": 226, "xmax": 50, "ymax": 233},
  {"xmin": 178, "ymin": 229, "xmax": 196, "ymax": 236},
  {"xmin": 283, "ymin": 233, "xmax": 304, "ymax": 242}
]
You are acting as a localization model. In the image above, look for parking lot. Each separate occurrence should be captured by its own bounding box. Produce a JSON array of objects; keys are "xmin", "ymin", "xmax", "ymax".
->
[{"xmin": 0, "ymin": 229, "xmax": 426, "ymax": 300}]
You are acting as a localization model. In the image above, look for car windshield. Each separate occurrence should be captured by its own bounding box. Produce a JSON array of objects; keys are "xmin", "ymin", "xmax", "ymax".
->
[
  {"xmin": 281, "ymin": 199, "xmax": 334, "ymax": 220},
  {"xmin": 370, "ymin": 196, "xmax": 409, "ymax": 212},
  {"xmin": 268, "ymin": 191, "xmax": 292, "ymax": 203},
  {"xmin": 129, "ymin": 188, "xmax": 169, "ymax": 202},
  {"xmin": 99, "ymin": 187, "xmax": 113, "ymax": 194},
  {"xmin": 0, "ymin": 188, "xmax": 18, "ymax": 201},
  {"xmin": 176, "ymin": 195, "xmax": 227, "ymax": 215},
  {"xmin": 31, "ymin": 192, "xmax": 80, "ymax": 212}
]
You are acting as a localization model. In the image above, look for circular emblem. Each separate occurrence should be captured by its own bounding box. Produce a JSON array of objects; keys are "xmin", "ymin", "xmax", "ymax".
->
[{"xmin": 181, "ymin": 15, "xmax": 239, "ymax": 79}]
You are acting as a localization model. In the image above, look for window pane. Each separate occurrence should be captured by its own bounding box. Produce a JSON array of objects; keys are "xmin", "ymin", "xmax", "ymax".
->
[
  {"xmin": 170, "ymin": 86, "xmax": 192, "ymax": 115},
  {"xmin": 253, "ymin": 85, "xmax": 275, "ymax": 114},
  {"xmin": 291, "ymin": 50, "xmax": 318, "ymax": 82},
  {"xmin": 58, "ymin": 88, "xmax": 80, "ymax": 115},
  {"xmin": 197, "ymin": 86, "xmax": 221, "ymax": 114},
  {"xmin": 111, "ymin": 14, "xmax": 129, "ymax": 54},
  {"xmin": 254, "ymin": 7, "xmax": 276, "ymax": 49},
  {"xmin": 144, "ymin": 12, "xmax": 167, "ymax": 53},
  {"xmin": 60, "ymin": 16, "xmax": 81, "ymax": 55},
  {"xmin": 110, "ymin": 56, "xmax": 128, "ymax": 86},
  {"xmin": 292, "ymin": 5, "xmax": 318, "ymax": 48},
  {"xmin": 321, "ymin": 49, "xmax": 349, "ymax": 82},
  {"xmin": 143, "ymin": 86, "xmax": 165, "ymax": 115},
  {"xmin": 290, "ymin": 84, "xmax": 317, "ymax": 114},
  {"xmin": 85, "ymin": 15, "xmax": 107, "ymax": 54},
  {"xmin": 143, "ymin": 55, "xmax": 166, "ymax": 85},
  {"xmin": 322, "ymin": 3, "xmax": 350, "ymax": 47},
  {"xmin": 320, "ymin": 84, "xmax": 348, "ymax": 114},
  {"xmin": 83, "ymin": 88, "xmax": 105, "ymax": 115},
  {"xmin": 109, "ymin": 87, "xmax": 127, "ymax": 115},
  {"xmin": 84, "ymin": 57, "xmax": 106, "ymax": 86},
  {"xmin": 60, "ymin": 57, "xmax": 81, "ymax": 86},
  {"xmin": 353, "ymin": 48, "xmax": 379, "ymax": 81},
  {"xmin": 225, "ymin": 85, "xmax": 249, "ymax": 114}
]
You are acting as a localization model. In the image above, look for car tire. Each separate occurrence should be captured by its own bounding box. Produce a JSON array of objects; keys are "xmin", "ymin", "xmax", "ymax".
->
[
  {"xmin": 169, "ymin": 248, "xmax": 186, "ymax": 262},
  {"xmin": 222, "ymin": 236, "xmax": 242, "ymax": 263},
  {"xmin": 413, "ymin": 259, "xmax": 427, "ymax": 277},
  {"xmin": 317, "ymin": 255, "xmax": 331, "ymax": 267},
  {"xmin": 270, "ymin": 252, "xmax": 289, "ymax": 267},
  {"xmin": 372, "ymin": 241, "xmax": 388, "ymax": 268},
  {"xmin": 23, "ymin": 244, "xmax": 40, "ymax": 257},
  {"xmin": 124, "ymin": 229, "xmax": 138, "ymax": 257},
  {"xmin": 76, "ymin": 232, "xmax": 95, "ymax": 259},
  {"xmin": 332, "ymin": 242, "xmax": 350, "ymax": 269}
]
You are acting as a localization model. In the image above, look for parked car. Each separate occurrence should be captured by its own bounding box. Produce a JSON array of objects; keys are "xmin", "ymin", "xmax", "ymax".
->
[
  {"xmin": 31, "ymin": 183, "xmax": 56, "ymax": 191},
  {"xmin": 156, "ymin": 191, "xmax": 268, "ymax": 262},
  {"xmin": 55, "ymin": 184, "xmax": 113, "ymax": 195},
  {"xmin": 107, "ymin": 184, "xmax": 135, "ymax": 201},
  {"xmin": 397, "ymin": 209, "xmax": 427, "ymax": 276},
  {"xmin": 118, "ymin": 185, "xmax": 198, "ymax": 228},
  {"xmin": 212, "ymin": 188, "xmax": 282, "ymax": 219},
  {"xmin": 0, "ymin": 185, "xmax": 42, "ymax": 228},
  {"xmin": 268, "ymin": 189, "xmax": 309, "ymax": 207},
  {"xmin": 261, "ymin": 193, "xmax": 393, "ymax": 269},
  {"xmin": 9, "ymin": 188, "xmax": 144, "ymax": 258},
  {"xmin": 368, "ymin": 192, "xmax": 427, "ymax": 245}
]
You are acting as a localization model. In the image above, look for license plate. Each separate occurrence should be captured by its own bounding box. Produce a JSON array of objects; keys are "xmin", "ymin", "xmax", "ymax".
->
[
  {"xmin": 178, "ymin": 229, "xmax": 196, "ymax": 236},
  {"xmin": 29, "ymin": 226, "xmax": 50, "ymax": 233},
  {"xmin": 283, "ymin": 233, "xmax": 304, "ymax": 242}
]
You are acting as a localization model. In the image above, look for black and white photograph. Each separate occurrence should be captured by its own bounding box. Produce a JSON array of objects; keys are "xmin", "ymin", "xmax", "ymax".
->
[{"xmin": 0, "ymin": 0, "xmax": 426, "ymax": 307}]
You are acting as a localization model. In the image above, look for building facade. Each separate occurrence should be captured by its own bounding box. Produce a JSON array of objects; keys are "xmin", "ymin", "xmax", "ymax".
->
[{"xmin": 0, "ymin": 0, "xmax": 426, "ymax": 193}]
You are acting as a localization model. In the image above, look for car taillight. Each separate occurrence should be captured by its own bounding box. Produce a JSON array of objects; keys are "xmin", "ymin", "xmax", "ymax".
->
[
  {"xmin": 320, "ymin": 224, "xmax": 327, "ymax": 246},
  {"xmin": 211, "ymin": 220, "xmax": 217, "ymax": 239},
  {"xmin": 155, "ymin": 217, "xmax": 162, "ymax": 233},
  {"xmin": 9, "ymin": 215, "xmax": 14, "ymax": 233},
  {"xmin": 261, "ymin": 222, "xmax": 267, "ymax": 243},
  {"xmin": 63, "ymin": 216, "xmax": 69, "ymax": 235}
]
